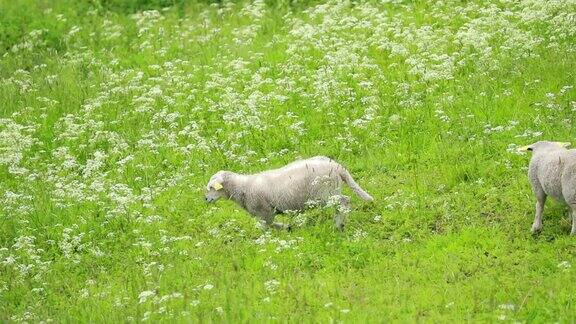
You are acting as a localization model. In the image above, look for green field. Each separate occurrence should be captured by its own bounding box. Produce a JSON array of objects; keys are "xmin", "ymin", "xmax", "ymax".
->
[{"xmin": 1, "ymin": 0, "xmax": 575, "ymax": 322}]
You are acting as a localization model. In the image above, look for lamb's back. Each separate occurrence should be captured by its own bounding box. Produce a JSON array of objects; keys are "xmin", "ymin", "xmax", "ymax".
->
[
  {"xmin": 250, "ymin": 157, "xmax": 343, "ymax": 210},
  {"xmin": 257, "ymin": 157, "xmax": 339, "ymax": 182}
]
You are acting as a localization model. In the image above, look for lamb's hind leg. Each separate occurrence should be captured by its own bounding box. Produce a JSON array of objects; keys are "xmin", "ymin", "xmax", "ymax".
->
[
  {"xmin": 532, "ymin": 192, "xmax": 546, "ymax": 234},
  {"xmin": 570, "ymin": 206, "xmax": 576, "ymax": 236},
  {"xmin": 333, "ymin": 195, "xmax": 350, "ymax": 231}
]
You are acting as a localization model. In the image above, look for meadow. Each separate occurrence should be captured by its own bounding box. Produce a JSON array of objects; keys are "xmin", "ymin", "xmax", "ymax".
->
[{"xmin": 1, "ymin": 0, "xmax": 575, "ymax": 322}]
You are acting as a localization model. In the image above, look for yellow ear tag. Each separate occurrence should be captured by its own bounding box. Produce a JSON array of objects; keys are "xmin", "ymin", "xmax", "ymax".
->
[
  {"xmin": 517, "ymin": 145, "xmax": 532, "ymax": 152},
  {"xmin": 213, "ymin": 182, "xmax": 223, "ymax": 190}
]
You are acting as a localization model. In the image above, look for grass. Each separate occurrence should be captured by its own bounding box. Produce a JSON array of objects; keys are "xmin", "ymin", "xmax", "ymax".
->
[{"xmin": 1, "ymin": 0, "xmax": 575, "ymax": 322}]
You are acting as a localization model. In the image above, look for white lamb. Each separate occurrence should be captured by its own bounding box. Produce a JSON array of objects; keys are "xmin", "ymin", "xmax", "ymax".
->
[
  {"xmin": 204, "ymin": 156, "xmax": 373, "ymax": 231},
  {"xmin": 518, "ymin": 141, "xmax": 576, "ymax": 235}
]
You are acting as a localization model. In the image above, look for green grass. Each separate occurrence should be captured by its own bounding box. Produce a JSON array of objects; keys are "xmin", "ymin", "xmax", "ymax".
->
[{"xmin": 1, "ymin": 0, "xmax": 575, "ymax": 322}]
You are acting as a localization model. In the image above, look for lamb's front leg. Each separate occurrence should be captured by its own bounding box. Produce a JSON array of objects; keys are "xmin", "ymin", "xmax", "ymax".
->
[
  {"xmin": 248, "ymin": 199, "xmax": 290, "ymax": 231},
  {"xmin": 258, "ymin": 216, "xmax": 291, "ymax": 231},
  {"xmin": 272, "ymin": 221, "xmax": 292, "ymax": 231}
]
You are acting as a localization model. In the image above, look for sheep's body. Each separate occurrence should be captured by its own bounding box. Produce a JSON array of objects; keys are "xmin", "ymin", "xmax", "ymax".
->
[
  {"xmin": 521, "ymin": 141, "xmax": 576, "ymax": 235},
  {"xmin": 205, "ymin": 156, "xmax": 373, "ymax": 230}
]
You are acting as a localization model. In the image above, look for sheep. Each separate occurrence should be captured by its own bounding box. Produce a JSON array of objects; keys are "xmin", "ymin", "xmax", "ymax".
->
[
  {"xmin": 204, "ymin": 156, "xmax": 373, "ymax": 231},
  {"xmin": 518, "ymin": 141, "xmax": 576, "ymax": 235}
]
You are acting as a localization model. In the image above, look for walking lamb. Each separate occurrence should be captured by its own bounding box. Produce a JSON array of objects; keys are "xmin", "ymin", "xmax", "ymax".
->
[
  {"xmin": 204, "ymin": 156, "xmax": 373, "ymax": 231},
  {"xmin": 518, "ymin": 141, "xmax": 576, "ymax": 235}
]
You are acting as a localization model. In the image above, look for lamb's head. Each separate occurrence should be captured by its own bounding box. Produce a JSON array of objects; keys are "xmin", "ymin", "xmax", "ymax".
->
[
  {"xmin": 518, "ymin": 141, "xmax": 571, "ymax": 153},
  {"xmin": 205, "ymin": 171, "xmax": 231, "ymax": 203}
]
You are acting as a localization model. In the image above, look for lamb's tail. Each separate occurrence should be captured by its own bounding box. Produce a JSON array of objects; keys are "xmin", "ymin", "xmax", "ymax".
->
[{"xmin": 340, "ymin": 168, "xmax": 373, "ymax": 201}]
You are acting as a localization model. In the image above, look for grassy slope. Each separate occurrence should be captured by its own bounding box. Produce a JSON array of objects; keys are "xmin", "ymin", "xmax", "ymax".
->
[{"xmin": 1, "ymin": 0, "xmax": 575, "ymax": 322}]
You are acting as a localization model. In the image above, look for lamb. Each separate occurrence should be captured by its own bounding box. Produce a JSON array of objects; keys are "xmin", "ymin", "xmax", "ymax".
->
[
  {"xmin": 204, "ymin": 156, "xmax": 373, "ymax": 231},
  {"xmin": 518, "ymin": 141, "xmax": 576, "ymax": 235}
]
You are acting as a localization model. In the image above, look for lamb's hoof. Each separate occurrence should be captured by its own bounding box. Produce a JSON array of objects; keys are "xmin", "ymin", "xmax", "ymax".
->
[
  {"xmin": 286, "ymin": 225, "xmax": 293, "ymax": 232},
  {"xmin": 336, "ymin": 224, "xmax": 345, "ymax": 232},
  {"xmin": 531, "ymin": 224, "xmax": 542, "ymax": 235}
]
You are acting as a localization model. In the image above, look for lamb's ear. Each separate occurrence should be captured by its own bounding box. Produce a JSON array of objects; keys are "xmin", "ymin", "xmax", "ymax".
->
[
  {"xmin": 555, "ymin": 142, "xmax": 571, "ymax": 148},
  {"xmin": 212, "ymin": 171, "xmax": 230, "ymax": 190},
  {"xmin": 517, "ymin": 144, "xmax": 534, "ymax": 152}
]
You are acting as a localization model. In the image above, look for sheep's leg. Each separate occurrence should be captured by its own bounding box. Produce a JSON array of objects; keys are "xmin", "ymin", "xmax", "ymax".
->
[
  {"xmin": 247, "ymin": 200, "xmax": 282, "ymax": 231},
  {"xmin": 272, "ymin": 222, "xmax": 292, "ymax": 231},
  {"xmin": 570, "ymin": 207, "xmax": 576, "ymax": 236},
  {"xmin": 334, "ymin": 195, "xmax": 350, "ymax": 231},
  {"xmin": 260, "ymin": 217, "xmax": 290, "ymax": 231},
  {"xmin": 532, "ymin": 193, "xmax": 546, "ymax": 234},
  {"xmin": 258, "ymin": 219, "xmax": 268, "ymax": 230},
  {"xmin": 258, "ymin": 212, "xmax": 290, "ymax": 231}
]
